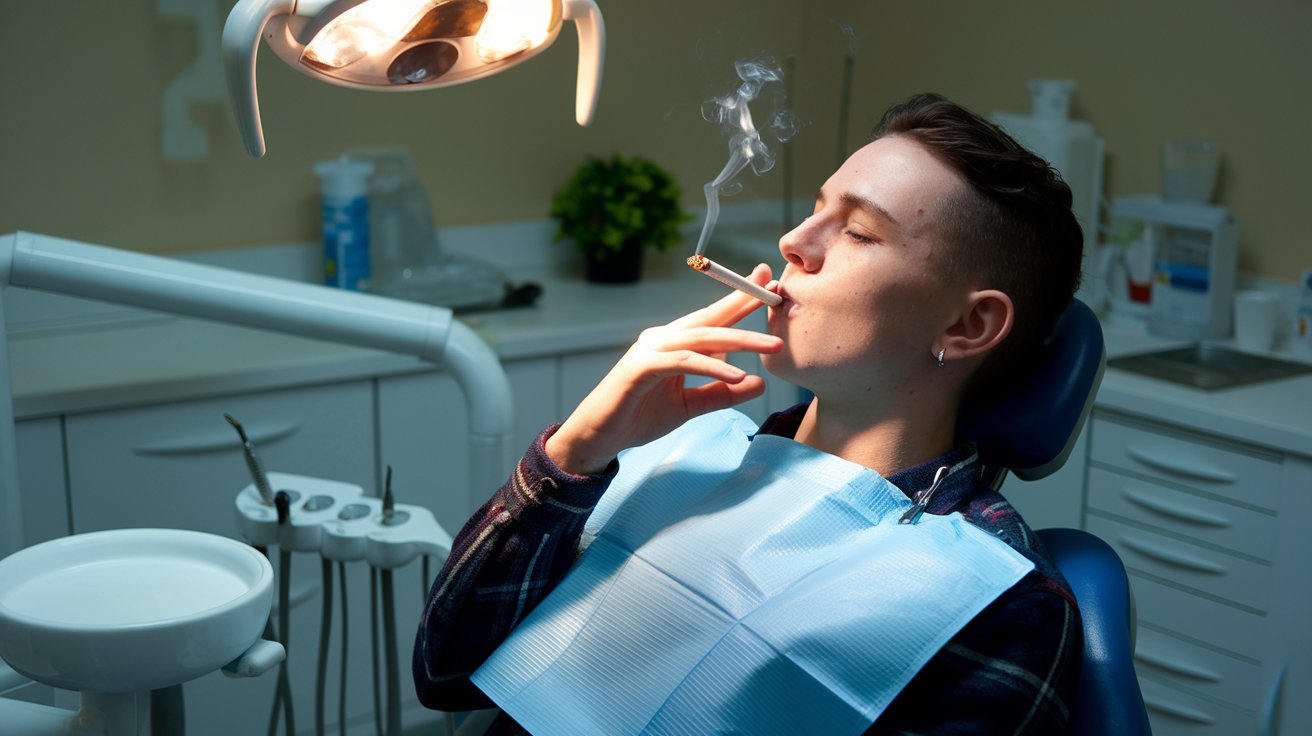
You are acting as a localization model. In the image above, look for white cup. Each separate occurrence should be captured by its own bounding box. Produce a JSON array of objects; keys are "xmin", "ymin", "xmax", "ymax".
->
[{"xmin": 1234, "ymin": 291, "xmax": 1282, "ymax": 352}]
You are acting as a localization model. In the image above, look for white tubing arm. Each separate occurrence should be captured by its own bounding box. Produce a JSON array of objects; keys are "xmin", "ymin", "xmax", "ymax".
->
[
  {"xmin": 563, "ymin": 0, "xmax": 605, "ymax": 126},
  {"xmin": 0, "ymin": 296, "xmax": 21, "ymax": 558},
  {"xmin": 222, "ymin": 0, "xmax": 296, "ymax": 157},
  {"xmin": 0, "ymin": 232, "xmax": 517, "ymax": 538},
  {"xmin": 443, "ymin": 319, "xmax": 517, "ymax": 505},
  {"xmin": 4, "ymin": 232, "xmax": 452, "ymax": 360}
]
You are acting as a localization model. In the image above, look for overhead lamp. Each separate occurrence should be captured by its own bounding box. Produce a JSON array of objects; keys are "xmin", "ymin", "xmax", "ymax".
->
[{"xmin": 223, "ymin": 0, "xmax": 606, "ymax": 157}]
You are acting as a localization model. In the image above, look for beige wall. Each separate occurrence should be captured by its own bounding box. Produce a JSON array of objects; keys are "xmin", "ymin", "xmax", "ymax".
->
[
  {"xmin": 803, "ymin": 0, "xmax": 1311, "ymax": 280},
  {"xmin": 2, "ymin": 1, "xmax": 1307, "ymax": 280}
]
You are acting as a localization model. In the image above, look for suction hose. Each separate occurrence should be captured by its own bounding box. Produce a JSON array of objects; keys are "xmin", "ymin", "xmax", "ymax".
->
[
  {"xmin": 316, "ymin": 558, "xmax": 333, "ymax": 736},
  {"xmin": 267, "ymin": 491, "xmax": 295, "ymax": 736}
]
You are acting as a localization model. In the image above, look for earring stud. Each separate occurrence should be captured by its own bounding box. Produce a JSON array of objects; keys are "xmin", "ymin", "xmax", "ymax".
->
[{"xmin": 937, "ymin": 348, "xmax": 946, "ymax": 367}]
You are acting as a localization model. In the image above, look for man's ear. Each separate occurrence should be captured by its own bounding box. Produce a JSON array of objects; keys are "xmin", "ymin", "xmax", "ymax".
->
[{"xmin": 941, "ymin": 289, "xmax": 1014, "ymax": 361}]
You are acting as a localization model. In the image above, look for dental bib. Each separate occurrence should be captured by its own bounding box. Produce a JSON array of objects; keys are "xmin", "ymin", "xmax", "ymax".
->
[{"xmin": 472, "ymin": 410, "xmax": 1033, "ymax": 736}]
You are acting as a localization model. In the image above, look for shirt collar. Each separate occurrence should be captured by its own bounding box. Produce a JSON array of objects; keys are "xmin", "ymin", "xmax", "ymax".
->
[{"xmin": 755, "ymin": 402, "xmax": 982, "ymax": 514}]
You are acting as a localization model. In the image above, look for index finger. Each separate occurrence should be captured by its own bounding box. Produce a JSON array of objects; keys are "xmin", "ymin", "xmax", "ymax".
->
[{"xmin": 670, "ymin": 263, "xmax": 776, "ymax": 329}]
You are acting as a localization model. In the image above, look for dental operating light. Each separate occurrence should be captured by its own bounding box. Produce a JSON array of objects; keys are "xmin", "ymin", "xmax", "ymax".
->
[{"xmin": 223, "ymin": 0, "xmax": 606, "ymax": 156}]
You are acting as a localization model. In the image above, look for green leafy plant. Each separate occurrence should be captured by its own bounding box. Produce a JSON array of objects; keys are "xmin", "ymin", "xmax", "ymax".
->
[{"xmin": 550, "ymin": 153, "xmax": 692, "ymax": 261}]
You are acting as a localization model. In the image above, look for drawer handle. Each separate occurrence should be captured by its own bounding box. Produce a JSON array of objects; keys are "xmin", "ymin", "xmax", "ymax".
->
[
  {"xmin": 1122, "ymin": 489, "xmax": 1232, "ymax": 528},
  {"xmin": 1119, "ymin": 534, "xmax": 1227, "ymax": 575},
  {"xmin": 132, "ymin": 420, "xmax": 301, "ymax": 456},
  {"xmin": 1144, "ymin": 693, "xmax": 1216, "ymax": 724},
  {"xmin": 1126, "ymin": 447, "xmax": 1238, "ymax": 484},
  {"xmin": 1135, "ymin": 645, "xmax": 1221, "ymax": 682},
  {"xmin": 1262, "ymin": 664, "xmax": 1286, "ymax": 736}
]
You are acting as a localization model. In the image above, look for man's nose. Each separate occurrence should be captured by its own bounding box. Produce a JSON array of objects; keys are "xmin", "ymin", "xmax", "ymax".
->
[{"xmin": 778, "ymin": 216, "xmax": 825, "ymax": 272}]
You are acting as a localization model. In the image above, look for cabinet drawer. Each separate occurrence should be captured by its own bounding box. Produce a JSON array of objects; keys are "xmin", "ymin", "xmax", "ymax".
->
[
  {"xmin": 1087, "ymin": 515, "xmax": 1272, "ymax": 611},
  {"xmin": 1087, "ymin": 467, "xmax": 1277, "ymax": 561},
  {"xmin": 64, "ymin": 381, "xmax": 376, "ymax": 535},
  {"xmin": 1127, "ymin": 572, "xmax": 1265, "ymax": 660},
  {"xmin": 1134, "ymin": 626, "xmax": 1264, "ymax": 709},
  {"xmin": 1141, "ymin": 676, "xmax": 1256, "ymax": 736},
  {"xmin": 1090, "ymin": 416, "xmax": 1281, "ymax": 510}
]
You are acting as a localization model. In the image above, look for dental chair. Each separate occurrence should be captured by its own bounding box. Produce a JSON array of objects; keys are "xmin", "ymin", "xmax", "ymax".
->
[{"xmin": 958, "ymin": 298, "xmax": 1152, "ymax": 736}]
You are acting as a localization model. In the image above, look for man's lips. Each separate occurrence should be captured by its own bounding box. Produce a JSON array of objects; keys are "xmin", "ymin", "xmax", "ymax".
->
[{"xmin": 773, "ymin": 282, "xmax": 794, "ymax": 305}]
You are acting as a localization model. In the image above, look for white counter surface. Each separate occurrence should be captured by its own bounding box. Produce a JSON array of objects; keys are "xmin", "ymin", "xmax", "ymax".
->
[
  {"xmin": 6, "ymin": 245, "xmax": 1311, "ymax": 458},
  {"xmin": 1095, "ymin": 320, "xmax": 1312, "ymax": 456}
]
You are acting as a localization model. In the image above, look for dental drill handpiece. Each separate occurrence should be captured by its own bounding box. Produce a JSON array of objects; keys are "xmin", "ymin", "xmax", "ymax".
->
[
  {"xmin": 382, "ymin": 465, "xmax": 395, "ymax": 524},
  {"xmin": 225, "ymin": 413, "xmax": 275, "ymax": 506}
]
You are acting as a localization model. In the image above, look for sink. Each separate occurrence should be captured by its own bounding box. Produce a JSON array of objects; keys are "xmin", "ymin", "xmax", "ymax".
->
[
  {"xmin": 1109, "ymin": 344, "xmax": 1312, "ymax": 390},
  {"xmin": 0, "ymin": 528, "xmax": 272, "ymax": 693}
]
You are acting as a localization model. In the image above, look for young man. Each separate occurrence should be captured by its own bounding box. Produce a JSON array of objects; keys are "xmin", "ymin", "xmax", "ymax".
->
[{"xmin": 415, "ymin": 93, "xmax": 1085, "ymax": 734}]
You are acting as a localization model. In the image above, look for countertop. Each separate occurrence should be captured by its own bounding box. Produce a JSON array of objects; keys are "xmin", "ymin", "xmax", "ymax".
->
[{"xmin": 6, "ymin": 233, "xmax": 1311, "ymax": 457}]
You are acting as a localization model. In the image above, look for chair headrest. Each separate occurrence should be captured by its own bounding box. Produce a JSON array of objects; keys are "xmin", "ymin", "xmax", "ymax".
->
[{"xmin": 957, "ymin": 299, "xmax": 1106, "ymax": 481}]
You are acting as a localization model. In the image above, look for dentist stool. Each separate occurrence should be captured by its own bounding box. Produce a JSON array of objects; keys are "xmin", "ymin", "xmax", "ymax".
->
[{"xmin": 957, "ymin": 298, "xmax": 1151, "ymax": 736}]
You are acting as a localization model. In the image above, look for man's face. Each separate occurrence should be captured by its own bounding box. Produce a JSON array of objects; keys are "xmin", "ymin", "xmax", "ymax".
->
[{"xmin": 763, "ymin": 135, "xmax": 969, "ymax": 398}]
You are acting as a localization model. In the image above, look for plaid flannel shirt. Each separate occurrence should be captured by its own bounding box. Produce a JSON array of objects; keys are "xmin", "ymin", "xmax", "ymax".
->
[{"xmin": 413, "ymin": 405, "xmax": 1082, "ymax": 735}]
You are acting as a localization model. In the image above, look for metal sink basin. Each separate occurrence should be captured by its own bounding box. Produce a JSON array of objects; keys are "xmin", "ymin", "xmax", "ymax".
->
[{"xmin": 1109, "ymin": 344, "xmax": 1312, "ymax": 390}]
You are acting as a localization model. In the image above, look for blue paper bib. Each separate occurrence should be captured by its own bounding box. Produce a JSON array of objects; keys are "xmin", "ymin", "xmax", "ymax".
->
[{"xmin": 472, "ymin": 410, "xmax": 1033, "ymax": 736}]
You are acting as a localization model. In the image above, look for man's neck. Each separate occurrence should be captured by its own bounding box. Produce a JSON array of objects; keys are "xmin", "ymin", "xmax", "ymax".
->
[{"xmin": 792, "ymin": 394, "xmax": 958, "ymax": 477}]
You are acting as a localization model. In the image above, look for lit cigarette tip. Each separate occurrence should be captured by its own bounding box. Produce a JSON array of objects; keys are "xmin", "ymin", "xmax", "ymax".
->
[{"xmin": 686, "ymin": 256, "xmax": 782, "ymax": 306}]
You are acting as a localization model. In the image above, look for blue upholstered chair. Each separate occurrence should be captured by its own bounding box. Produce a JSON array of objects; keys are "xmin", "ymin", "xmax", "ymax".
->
[{"xmin": 957, "ymin": 299, "xmax": 1151, "ymax": 736}]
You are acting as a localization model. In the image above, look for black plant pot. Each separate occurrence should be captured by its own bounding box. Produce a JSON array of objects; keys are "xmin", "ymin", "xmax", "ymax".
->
[{"xmin": 583, "ymin": 242, "xmax": 644, "ymax": 284}]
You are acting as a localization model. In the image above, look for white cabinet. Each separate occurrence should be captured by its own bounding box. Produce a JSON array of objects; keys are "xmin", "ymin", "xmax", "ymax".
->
[
  {"xmin": 376, "ymin": 358, "xmax": 559, "ymax": 534},
  {"xmin": 15, "ymin": 417, "xmax": 68, "ymax": 546},
  {"xmin": 1084, "ymin": 410, "xmax": 1300, "ymax": 736},
  {"xmin": 1003, "ymin": 423, "xmax": 1089, "ymax": 531},
  {"xmin": 558, "ymin": 348, "xmax": 628, "ymax": 424}
]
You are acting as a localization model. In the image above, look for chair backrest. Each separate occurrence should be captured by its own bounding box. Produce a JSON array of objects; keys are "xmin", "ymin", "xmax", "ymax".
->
[
  {"xmin": 1038, "ymin": 528, "xmax": 1152, "ymax": 736},
  {"xmin": 956, "ymin": 299, "xmax": 1149, "ymax": 736},
  {"xmin": 957, "ymin": 298, "xmax": 1106, "ymax": 486}
]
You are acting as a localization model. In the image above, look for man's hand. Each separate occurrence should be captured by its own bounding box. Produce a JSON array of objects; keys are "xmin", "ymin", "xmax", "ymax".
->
[{"xmin": 545, "ymin": 264, "xmax": 782, "ymax": 475}]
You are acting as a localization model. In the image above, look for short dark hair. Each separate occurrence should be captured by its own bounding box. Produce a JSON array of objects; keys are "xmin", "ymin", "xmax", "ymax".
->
[{"xmin": 871, "ymin": 93, "xmax": 1084, "ymax": 397}]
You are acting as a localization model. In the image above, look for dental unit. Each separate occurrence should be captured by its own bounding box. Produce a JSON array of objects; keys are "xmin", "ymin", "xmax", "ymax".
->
[
  {"xmin": 230, "ymin": 410, "xmax": 458, "ymax": 736},
  {"xmin": 223, "ymin": 0, "xmax": 606, "ymax": 156},
  {"xmin": 0, "ymin": 231, "xmax": 515, "ymax": 735}
]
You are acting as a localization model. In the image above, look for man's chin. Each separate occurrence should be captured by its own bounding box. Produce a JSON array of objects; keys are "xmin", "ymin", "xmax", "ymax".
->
[{"xmin": 761, "ymin": 352, "xmax": 802, "ymax": 385}]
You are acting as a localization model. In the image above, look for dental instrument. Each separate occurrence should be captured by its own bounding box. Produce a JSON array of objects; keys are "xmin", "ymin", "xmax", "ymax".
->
[
  {"xmin": 316, "ymin": 556, "xmax": 333, "ymax": 736},
  {"xmin": 376, "ymin": 466, "xmax": 400, "ymax": 736},
  {"xmin": 242, "ymin": 461, "xmax": 454, "ymax": 736},
  {"xmin": 268, "ymin": 491, "xmax": 297, "ymax": 736},
  {"xmin": 226, "ymin": 413, "xmax": 276, "ymax": 505},
  {"xmin": 222, "ymin": 0, "xmax": 606, "ymax": 156},
  {"xmin": 686, "ymin": 255, "xmax": 782, "ymax": 307}
]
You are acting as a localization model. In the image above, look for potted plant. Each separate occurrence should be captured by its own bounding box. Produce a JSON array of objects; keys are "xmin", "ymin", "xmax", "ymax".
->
[{"xmin": 550, "ymin": 153, "xmax": 692, "ymax": 283}]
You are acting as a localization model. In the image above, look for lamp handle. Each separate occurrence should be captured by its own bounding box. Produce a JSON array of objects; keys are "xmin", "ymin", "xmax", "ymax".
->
[
  {"xmin": 222, "ymin": 0, "xmax": 296, "ymax": 157},
  {"xmin": 564, "ymin": 0, "xmax": 605, "ymax": 126}
]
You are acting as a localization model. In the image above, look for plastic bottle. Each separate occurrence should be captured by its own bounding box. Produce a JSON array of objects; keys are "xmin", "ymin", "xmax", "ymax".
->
[{"xmin": 315, "ymin": 155, "xmax": 375, "ymax": 291}]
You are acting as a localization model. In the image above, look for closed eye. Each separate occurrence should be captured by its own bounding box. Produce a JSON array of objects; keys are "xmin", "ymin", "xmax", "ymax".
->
[{"xmin": 845, "ymin": 228, "xmax": 877, "ymax": 244}]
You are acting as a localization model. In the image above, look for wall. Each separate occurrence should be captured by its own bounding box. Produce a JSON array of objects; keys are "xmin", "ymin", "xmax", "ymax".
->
[
  {"xmin": 1, "ymin": 1, "xmax": 1307, "ymax": 280},
  {"xmin": 801, "ymin": 0, "xmax": 1311, "ymax": 280},
  {"xmin": 0, "ymin": 0, "xmax": 806, "ymax": 254}
]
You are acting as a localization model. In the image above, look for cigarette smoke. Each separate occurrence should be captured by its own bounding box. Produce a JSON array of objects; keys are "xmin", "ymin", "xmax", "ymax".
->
[{"xmin": 693, "ymin": 57, "xmax": 800, "ymax": 256}]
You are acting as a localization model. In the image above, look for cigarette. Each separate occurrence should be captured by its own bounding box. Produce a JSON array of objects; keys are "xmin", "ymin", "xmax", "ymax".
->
[{"xmin": 687, "ymin": 255, "xmax": 782, "ymax": 306}]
